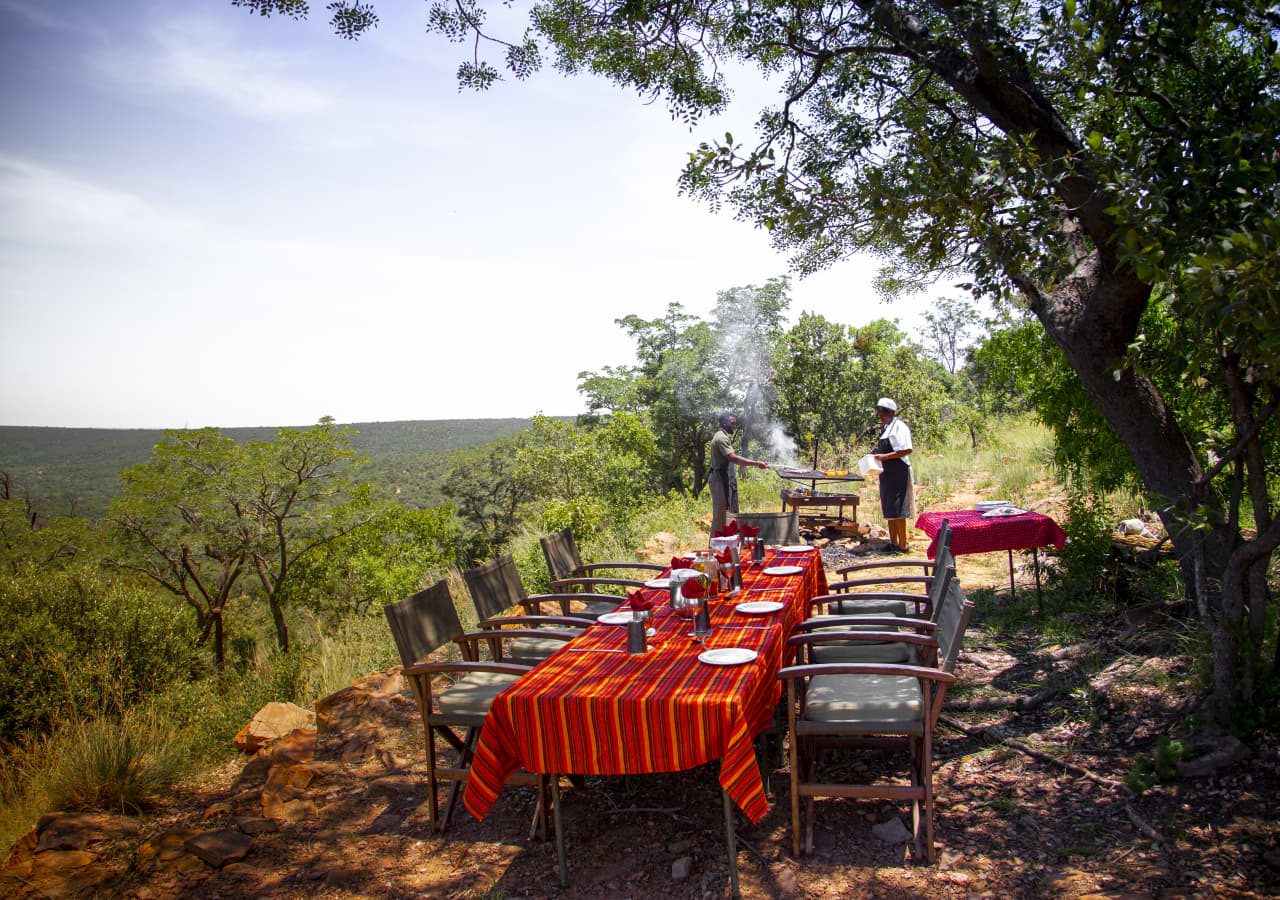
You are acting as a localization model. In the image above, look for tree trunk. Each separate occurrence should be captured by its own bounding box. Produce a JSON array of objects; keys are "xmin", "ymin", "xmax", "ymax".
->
[
  {"xmin": 213, "ymin": 612, "xmax": 225, "ymax": 672},
  {"xmin": 1028, "ymin": 255, "xmax": 1252, "ymax": 718},
  {"xmin": 270, "ymin": 597, "xmax": 290, "ymax": 654}
]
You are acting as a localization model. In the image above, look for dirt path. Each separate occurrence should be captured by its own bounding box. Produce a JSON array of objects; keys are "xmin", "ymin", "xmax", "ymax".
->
[{"xmin": 5, "ymin": 537, "xmax": 1277, "ymax": 898}]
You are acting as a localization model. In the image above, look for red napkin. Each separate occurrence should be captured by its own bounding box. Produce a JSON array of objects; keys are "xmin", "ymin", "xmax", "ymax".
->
[
  {"xmin": 670, "ymin": 555, "xmax": 694, "ymax": 570},
  {"xmin": 713, "ymin": 521, "xmax": 739, "ymax": 537},
  {"xmin": 628, "ymin": 591, "xmax": 653, "ymax": 612},
  {"xmin": 714, "ymin": 548, "xmax": 732, "ymax": 565},
  {"xmin": 680, "ymin": 578, "xmax": 706, "ymax": 599},
  {"xmin": 740, "ymin": 524, "xmax": 760, "ymax": 540}
]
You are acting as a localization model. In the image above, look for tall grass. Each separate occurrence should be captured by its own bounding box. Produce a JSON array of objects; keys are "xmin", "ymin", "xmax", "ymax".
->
[
  {"xmin": 0, "ymin": 707, "xmax": 191, "ymax": 849},
  {"xmin": 298, "ymin": 611, "xmax": 401, "ymax": 702},
  {"xmin": 913, "ymin": 417, "xmax": 1055, "ymax": 509}
]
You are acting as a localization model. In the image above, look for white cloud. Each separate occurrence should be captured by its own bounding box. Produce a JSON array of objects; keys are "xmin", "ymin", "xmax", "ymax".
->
[
  {"xmin": 0, "ymin": 157, "xmax": 204, "ymax": 247},
  {"xmin": 92, "ymin": 15, "xmax": 328, "ymax": 119}
]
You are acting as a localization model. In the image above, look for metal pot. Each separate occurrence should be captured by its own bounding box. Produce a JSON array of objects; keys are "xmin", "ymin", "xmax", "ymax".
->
[{"xmin": 668, "ymin": 568, "xmax": 709, "ymax": 620}]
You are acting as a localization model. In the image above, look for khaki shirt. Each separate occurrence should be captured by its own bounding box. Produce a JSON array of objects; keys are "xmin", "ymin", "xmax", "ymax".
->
[{"xmin": 710, "ymin": 429, "xmax": 735, "ymax": 474}]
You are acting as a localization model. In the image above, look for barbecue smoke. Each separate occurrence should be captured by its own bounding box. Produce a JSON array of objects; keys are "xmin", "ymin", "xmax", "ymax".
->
[{"xmin": 706, "ymin": 284, "xmax": 795, "ymax": 467}]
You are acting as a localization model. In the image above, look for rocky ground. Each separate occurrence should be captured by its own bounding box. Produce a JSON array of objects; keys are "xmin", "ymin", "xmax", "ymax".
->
[{"xmin": 3, "ymin": 534, "xmax": 1278, "ymax": 899}]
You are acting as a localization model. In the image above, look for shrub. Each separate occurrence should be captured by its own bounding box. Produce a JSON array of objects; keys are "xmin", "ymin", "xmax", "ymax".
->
[
  {"xmin": 0, "ymin": 565, "xmax": 203, "ymax": 743},
  {"xmin": 1048, "ymin": 485, "xmax": 1117, "ymax": 605},
  {"xmin": 38, "ymin": 709, "xmax": 191, "ymax": 813}
]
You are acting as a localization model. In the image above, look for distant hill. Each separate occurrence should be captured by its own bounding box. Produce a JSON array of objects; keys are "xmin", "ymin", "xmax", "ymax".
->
[{"xmin": 0, "ymin": 418, "xmax": 551, "ymax": 520}]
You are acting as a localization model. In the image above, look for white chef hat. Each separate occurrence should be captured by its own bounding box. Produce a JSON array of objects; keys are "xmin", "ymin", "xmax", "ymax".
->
[{"xmin": 876, "ymin": 397, "xmax": 898, "ymax": 412}]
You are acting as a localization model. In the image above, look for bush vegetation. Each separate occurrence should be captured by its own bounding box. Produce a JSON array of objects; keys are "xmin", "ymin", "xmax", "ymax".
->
[{"xmin": 1, "ymin": 278, "xmax": 1275, "ymax": 859}]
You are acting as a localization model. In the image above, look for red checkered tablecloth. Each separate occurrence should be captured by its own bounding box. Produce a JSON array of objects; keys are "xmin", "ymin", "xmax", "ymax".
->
[
  {"xmin": 463, "ymin": 548, "xmax": 828, "ymax": 823},
  {"xmin": 915, "ymin": 510, "xmax": 1067, "ymax": 558}
]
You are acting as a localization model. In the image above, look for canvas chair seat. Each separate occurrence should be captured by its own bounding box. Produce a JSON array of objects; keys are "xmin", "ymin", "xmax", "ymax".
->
[
  {"xmin": 801, "ymin": 674, "xmax": 924, "ymax": 734},
  {"xmin": 385, "ymin": 579, "xmax": 559, "ymax": 836},
  {"xmin": 810, "ymin": 640, "xmax": 915, "ymax": 665},
  {"xmin": 780, "ymin": 574, "xmax": 974, "ymax": 862},
  {"xmin": 505, "ymin": 634, "xmax": 573, "ymax": 667},
  {"xmin": 540, "ymin": 527, "xmax": 664, "ymax": 594},
  {"xmin": 830, "ymin": 596, "xmax": 910, "ymax": 616},
  {"xmin": 436, "ymin": 670, "xmax": 522, "ymax": 719},
  {"xmin": 579, "ymin": 597, "xmax": 621, "ymax": 617}
]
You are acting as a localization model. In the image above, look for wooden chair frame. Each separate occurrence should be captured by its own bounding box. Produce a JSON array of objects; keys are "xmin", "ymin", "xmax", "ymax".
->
[
  {"xmin": 540, "ymin": 527, "xmax": 664, "ymax": 593},
  {"xmin": 464, "ymin": 553, "xmax": 624, "ymax": 622},
  {"xmin": 778, "ymin": 579, "xmax": 973, "ymax": 862},
  {"xmin": 385, "ymin": 581, "xmax": 573, "ymax": 834}
]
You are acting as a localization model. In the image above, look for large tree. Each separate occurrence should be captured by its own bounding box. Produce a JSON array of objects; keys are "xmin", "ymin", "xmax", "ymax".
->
[
  {"xmin": 238, "ymin": 0, "xmax": 1279, "ymax": 719},
  {"xmin": 110, "ymin": 420, "xmax": 374, "ymax": 663}
]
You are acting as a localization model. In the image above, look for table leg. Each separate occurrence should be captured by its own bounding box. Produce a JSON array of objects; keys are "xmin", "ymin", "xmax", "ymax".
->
[
  {"xmin": 723, "ymin": 789, "xmax": 740, "ymax": 898},
  {"xmin": 1007, "ymin": 549, "xmax": 1016, "ymax": 598},
  {"xmin": 551, "ymin": 777, "xmax": 567, "ymax": 888},
  {"xmin": 1033, "ymin": 547, "xmax": 1043, "ymax": 614}
]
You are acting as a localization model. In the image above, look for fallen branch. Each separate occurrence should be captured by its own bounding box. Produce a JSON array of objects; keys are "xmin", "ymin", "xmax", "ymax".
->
[
  {"xmin": 948, "ymin": 689, "xmax": 1056, "ymax": 711},
  {"xmin": 939, "ymin": 715, "xmax": 1169, "ymax": 850},
  {"xmin": 958, "ymin": 650, "xmax": 993, "ymax": 669},
  {"xmin": 1044, "ymin": 642, "xmax": 1100, "ymax": 662}
]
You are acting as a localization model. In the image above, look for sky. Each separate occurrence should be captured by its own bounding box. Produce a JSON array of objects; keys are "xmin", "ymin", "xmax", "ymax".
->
[{"xmin": 1, "ymin": 0, "xmax": 943, "ymax": 429}]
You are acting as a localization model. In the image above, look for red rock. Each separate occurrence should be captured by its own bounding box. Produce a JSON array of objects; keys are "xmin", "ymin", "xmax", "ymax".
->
[
  {"xmin": 233, "ymin": 702, "xmax": 315, "ymax": 753},
  {"xmin": 35, "ymin": 813, "xmax": 138, "ymax": 852},
  {"xmin": 234, "ymin": 816, "xmax": 278, "ymax": 835},
  {"xmin": 184, "ymin": 829, "xmax": 253, "ymax": 868},
  {"xmin": 136, "ymin": 829, "xmax": 199, "ymax": 866},
  {"xmin": 270, "ymin": 728, "xmax": 317, "ymax": 763},
  {"xmin": 201, "ymin": 802, "xmax": 232, "ymax": 822}
]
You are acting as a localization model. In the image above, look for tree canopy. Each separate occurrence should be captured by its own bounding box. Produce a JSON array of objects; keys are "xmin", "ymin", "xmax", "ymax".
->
[{"xmin": 239, "ymin": 0, "xmax": 1280, "ymax": 718}]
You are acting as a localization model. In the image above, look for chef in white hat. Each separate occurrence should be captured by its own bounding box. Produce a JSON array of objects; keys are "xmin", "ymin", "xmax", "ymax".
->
[{"xmin": 873, "ymin": 398, "xmax": 913, "ymax": 553}]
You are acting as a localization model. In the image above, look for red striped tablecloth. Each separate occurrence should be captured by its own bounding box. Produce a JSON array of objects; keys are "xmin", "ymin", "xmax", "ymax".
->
[
  {"xmin": 464, "ymin": 548, "xmax": 828, "ymax": 823},
  {"xmin": 916, "ymin": 509, "xmax": 1067, "ymax": 558}
]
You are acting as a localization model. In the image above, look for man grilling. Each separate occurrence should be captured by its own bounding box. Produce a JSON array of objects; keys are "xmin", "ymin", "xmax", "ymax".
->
[{"xmin": 709, "ymin": 412, "xmax": 770, "ymax": 534}]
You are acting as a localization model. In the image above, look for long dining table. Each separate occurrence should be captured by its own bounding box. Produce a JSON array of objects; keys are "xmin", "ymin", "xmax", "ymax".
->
[{"xmin": 464, "ymin": 545, "xmax": 828, "ymax": 893}]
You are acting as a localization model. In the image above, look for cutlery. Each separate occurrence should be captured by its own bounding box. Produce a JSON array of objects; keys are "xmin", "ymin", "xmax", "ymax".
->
[{"xmin": 564, "ymin": 646, "xmax": 626, "ymax": 654}]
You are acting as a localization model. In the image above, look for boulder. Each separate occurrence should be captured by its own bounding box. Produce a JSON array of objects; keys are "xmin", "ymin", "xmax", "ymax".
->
[
  {"xmin": 261, "ymin": 761, "xmax": 321, "ymax": 824},
  {"xmin": 233, "ymin": 816, "xmax": 278, "ymax": 836},
  {"xmin": 201, "ymin": 802, "xmax": 232, "ymax": 822},
  {"xmin": 233, "ymin": 702, "xmax": 315, "ymax": 754},
  {"xmin": 270, "ymin": 727, "xmax": 317, "ymax": 763},
  {"xmin": 872, "ymin": 816, "xmax": 913, "ymax": 844},
  {"xmin": 33, "ymin": 812, "xmax": 138, "ymax": 853},
  {"xmin": 184, "ymin": 829, "xmax": 253, "ymax": 868},
  {"xmin": 135, "ymin": 829, "xmax": 201, "ymax": 867},
  {"xmin": 11, "ymin": 849, "xmax": 111, "ymax": 899}
]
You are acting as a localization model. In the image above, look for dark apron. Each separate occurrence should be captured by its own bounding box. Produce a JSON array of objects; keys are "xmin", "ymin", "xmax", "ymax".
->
[
  {"xmin": 709, "ymin": 464, "xmax": 738, "ymax": 513},
  {"xmin": 876, "ymin": 436, "xmax": 911, "ymax": 519}
]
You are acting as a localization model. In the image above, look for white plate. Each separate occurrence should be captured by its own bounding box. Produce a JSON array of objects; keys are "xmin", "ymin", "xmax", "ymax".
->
[
  {"xmin": 698, "ymin": 647, "xmax": 758, "ymax": 666},
  {"xmin": 762, "ymin": 565, "xmax": 804, "ymax": 576},
  {"xmin": 597, "ymin": 611, "xmax": 634, "ymax": 625},
  {"xmin": 644, "ymin": 578, "xmax": 671, "ymax": 589},
  {"xmin": 777, "ymin": 545, "xmax": 811, "ymax": 553},
  {"xmin": 735, "ymin": 600, "xmax": 784, "ymax": 615},
  {"xmin": 981, "ymin": 506, "xmax": 1027, "ymax": 518},
  {"xmin": 974, "ymin": 500, "xmax": 1012, "ymax": 511}
]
